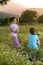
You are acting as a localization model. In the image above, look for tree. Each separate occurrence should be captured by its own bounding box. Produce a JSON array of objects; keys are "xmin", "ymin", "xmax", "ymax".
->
[
  {"xmin": 0, "ymin": 0, "xmax": 9, "ymax": 5},
  {"xmin": 19, "ymin": 10, "xmax": 38, "ymax": 24},
  {"xmin": 37, "ymin": 15, "xmax": 43, "ymax": 23},
  {"xmin": 0, "ymin": 16, "xmax": 9, "ymax": 26}
]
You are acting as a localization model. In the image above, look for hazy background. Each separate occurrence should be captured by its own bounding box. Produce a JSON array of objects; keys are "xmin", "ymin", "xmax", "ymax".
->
[{"xmin": 0, "ymin": 0, "xmax": 43, "ymax": 16}]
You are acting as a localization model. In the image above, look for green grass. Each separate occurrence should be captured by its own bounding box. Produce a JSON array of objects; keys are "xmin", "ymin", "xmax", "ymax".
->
[{"xmin": 0, "ymin": 24, "xmax": 43, "ymax": 65}]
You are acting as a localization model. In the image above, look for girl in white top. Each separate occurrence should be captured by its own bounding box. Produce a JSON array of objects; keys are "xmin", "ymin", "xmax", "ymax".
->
[{"xmin": 9, "ymin": 17, "xmax": 20, "ymax": 48}]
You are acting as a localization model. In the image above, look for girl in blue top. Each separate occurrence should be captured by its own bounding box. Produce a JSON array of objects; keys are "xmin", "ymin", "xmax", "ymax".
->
[{"xmin": 27, "ymin": 27, "xmax": 40, "ymax": 49}]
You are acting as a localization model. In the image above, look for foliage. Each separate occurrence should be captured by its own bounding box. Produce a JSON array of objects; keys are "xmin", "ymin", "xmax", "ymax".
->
[
  {"xmin": 0, "ymin": 17, "xmax": 9, "ymax": 26},
  {"xmin": 0, "ymin": 24, "xmax": 43, "ymax": 65},
  {"xmin": 37, "ymin": 15, "xmax": 43, "ymax": 23},
  {"xmin": 0, "ymin": 0, "xmax": 9, "ymax": 5},
  {"xmin": 19, "ymin": 10, "xmax": 38, "ymax": 24}
]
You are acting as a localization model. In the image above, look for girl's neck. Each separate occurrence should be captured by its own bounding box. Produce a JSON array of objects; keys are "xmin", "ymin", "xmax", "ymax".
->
[{"xmin": 30, "ymin": 34, "xmax": 35, "ymax": 35}]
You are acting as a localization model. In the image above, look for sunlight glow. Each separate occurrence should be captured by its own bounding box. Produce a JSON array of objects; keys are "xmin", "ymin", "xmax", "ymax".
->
[{"xmin": 11, "ymin": 0, "xmax": 43, "ymax": 8}]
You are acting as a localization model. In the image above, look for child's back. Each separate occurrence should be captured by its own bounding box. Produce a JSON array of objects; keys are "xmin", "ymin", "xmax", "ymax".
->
[
  {"xmin": 27, "ymin": 27, "xmax": 40, "ymax": 49},
  {"xmin": 27, "ymin": 34, "xmax": 38, "ymax": 49}
]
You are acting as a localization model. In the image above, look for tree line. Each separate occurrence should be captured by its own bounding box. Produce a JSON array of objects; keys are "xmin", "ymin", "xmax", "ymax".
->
[
  {"xmin": 0, "ymin": 0, "xmax": 43, "ymax": 26},
  {"xmin": 0, "ymin": 10, "xmax": 43, "ymax": 26}
]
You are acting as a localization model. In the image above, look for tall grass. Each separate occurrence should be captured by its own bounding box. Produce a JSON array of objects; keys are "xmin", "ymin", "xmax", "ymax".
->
[{"xmin": 0, "ymin": 24, "xmax": 43, "ymax": 65}]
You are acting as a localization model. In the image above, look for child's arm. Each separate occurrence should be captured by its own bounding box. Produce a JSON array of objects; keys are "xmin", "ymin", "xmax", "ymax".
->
[
  {"xmin": 37, "ymin": 39, "xmax": 40, "ymax": 46},
  {"xmin": 10, "ymin": 27, "xmax": 17, "ymax": 33},
  {"xmin": 10, "ymin": 28, "xmax": 19, "ymax": 33},
  {"xmin": 10, "ymin": 25, "xmax": 19, "ymax": 33}
]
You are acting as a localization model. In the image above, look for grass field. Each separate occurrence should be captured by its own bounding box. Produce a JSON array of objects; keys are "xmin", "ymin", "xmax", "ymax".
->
[{"xmin": 0, "ymin": 24, "xmax": 43, "ymax": 65}]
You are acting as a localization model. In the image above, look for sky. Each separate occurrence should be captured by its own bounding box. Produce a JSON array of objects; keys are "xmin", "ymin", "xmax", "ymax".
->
[
  {"xmin": 0, "ymin": 0, "xmax": 43, "ymax": 15},
  {"xmin": 11, "ymin": 0, "xmax": 43, "ymax": 8}
]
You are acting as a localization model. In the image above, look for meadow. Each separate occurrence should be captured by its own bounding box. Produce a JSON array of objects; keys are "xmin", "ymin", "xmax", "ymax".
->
[{"xmin": 0, "ymin": 24, "xmax": 43, "ymax": 65}]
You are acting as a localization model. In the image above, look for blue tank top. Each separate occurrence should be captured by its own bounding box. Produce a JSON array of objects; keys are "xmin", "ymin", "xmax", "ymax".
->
[{"xmin": 27, "ymin": 34, "xmax": 38, "ymax": 49}]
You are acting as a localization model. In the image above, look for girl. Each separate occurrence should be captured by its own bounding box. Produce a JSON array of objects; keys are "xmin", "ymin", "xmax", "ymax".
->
[
  {"xmin": 9, "ymin": 17, "xmax": 20, "ymax": 48},
  {"xmin": 27, "ymin": 27, "xmax": 40, "ymax": 49}
]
